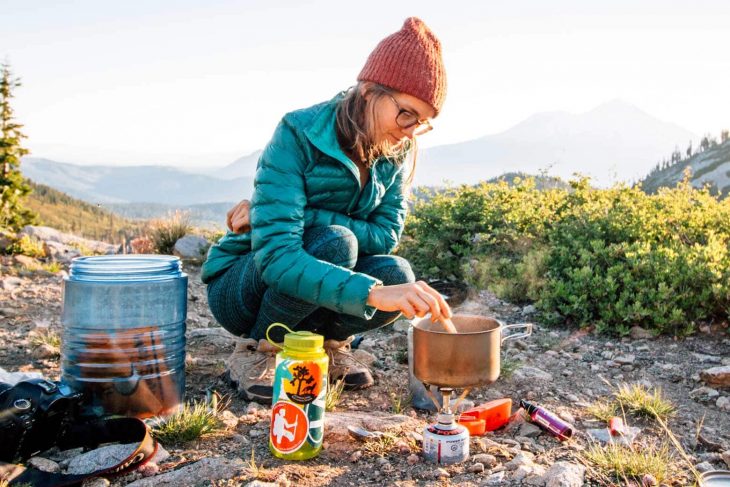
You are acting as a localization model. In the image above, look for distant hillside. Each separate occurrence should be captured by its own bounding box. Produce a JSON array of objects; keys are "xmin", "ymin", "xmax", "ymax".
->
[
  {"xmin": 25, "ymin": 181, "xmax": 146, "ymax": 242},
  {"xmin": 106, "ymin": 202, "xmax": 230, "ymax": 230},
  {"xmin": 417, "ymin": 100, "xmax": 696, "ymax": 188},
  {"xmin": 640, "ymin": 138, "xmax": 730, "ymax": 197},
  {"xmin": 22, "ymin": 157, "xmax": 253, "ymax": 205}
]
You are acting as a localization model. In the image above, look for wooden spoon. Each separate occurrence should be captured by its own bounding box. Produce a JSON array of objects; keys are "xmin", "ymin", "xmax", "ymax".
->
[{"xmin": 438, "ymin": 316, "xmax": 458, "ymax": 334}]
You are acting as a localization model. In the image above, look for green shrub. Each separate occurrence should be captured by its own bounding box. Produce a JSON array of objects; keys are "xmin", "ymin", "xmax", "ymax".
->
[
  {"xmin": 149, "ymin": 211, "xmax": 191, "ymax": 255},
  {"xmin": 399, "ymin": 176, "xmax": 730, "ymax": 335},
  {"xmin": 7, "ymin": 234, "xmax": 45, "ymax": 257}
]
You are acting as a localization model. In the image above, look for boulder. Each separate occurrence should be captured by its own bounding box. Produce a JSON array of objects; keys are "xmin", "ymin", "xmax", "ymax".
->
[
  {"xmin": 323, "ymin": 411, "xmax": 421, "ymax": 453},
  {"xmin": 173, "ymin": 235, "xmax": 210, "ymax": 260},
  {"xmin": 701, "ymin": 366, "xmax": 730, "ymax": 388},
  {"xmin": 541, "ymin": 461, "xmax": 586, "ymax": 487},
  {"xmin": 125, "ymin": 457, "xmax": 247, "ymax": 487},
  {"xmin": 43, "ymin": 240, "xmax": 82, "ymax": 263},
  {"xmin": 19, "ymin": 225, "xmax": 118, "ymax": 255}
]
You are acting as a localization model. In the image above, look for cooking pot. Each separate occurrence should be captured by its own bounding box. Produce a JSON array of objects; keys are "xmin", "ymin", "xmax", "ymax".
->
[{"xmin": 412, "ymin": 314, "xmax": 532, "ymax": 388}]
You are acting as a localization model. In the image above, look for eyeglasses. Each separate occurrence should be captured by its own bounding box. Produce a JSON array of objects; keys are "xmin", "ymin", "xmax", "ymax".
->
[{"xmin": 387, "ymin": 94, "xmax": 433, "ymax": 136}]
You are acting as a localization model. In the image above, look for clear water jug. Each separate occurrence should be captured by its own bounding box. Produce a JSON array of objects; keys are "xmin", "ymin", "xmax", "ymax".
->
[{"xmin": 61, "ymin": 255, "xmax": 187, "ymax": 419}]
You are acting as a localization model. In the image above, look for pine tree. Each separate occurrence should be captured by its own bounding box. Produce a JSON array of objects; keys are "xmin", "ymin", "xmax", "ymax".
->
[{"xmin": 0, "ymin": 63, "xmax": 37, "ymax": 232}]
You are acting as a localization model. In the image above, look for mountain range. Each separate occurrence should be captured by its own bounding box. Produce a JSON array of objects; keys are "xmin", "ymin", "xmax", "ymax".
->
[{"xmin": 22, "ymin": 99, "xmax": 707, "ymax": 225}]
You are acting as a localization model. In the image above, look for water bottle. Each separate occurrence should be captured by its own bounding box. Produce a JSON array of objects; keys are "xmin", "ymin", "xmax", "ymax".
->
[
  {"xmin": 267, "ymin": 323, "xmax": 328, "ymax": 460},
  {"xmin": 61, "ymin": 255, "xmax": 187, "ymax": 419}
]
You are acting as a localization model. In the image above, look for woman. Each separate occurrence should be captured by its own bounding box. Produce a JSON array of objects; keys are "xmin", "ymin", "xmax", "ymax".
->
[{"xmin": 203, "ymin": 17, "xmax": 452, "ymax": 403}]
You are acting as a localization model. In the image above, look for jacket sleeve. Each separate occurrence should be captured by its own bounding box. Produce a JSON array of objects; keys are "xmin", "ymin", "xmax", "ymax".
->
[
  {"xmin": 251, "ymin": 120, "xmax": 381, "ymax": 318},
  {"xmin": 303, "ymin": 165, "xmax": 408, "ymax": 255}
]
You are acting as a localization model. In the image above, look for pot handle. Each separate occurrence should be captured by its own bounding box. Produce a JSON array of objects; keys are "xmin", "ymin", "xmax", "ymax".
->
[{"xmin": 501, "ymin": 323, "xmax": 533, "ymax": 344}]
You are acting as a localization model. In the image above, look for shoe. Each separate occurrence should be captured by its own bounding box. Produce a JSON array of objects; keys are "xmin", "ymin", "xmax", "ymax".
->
[
  {"xmin": 324, "ymin": 336, "xmax": 375, "ymax": 390},
  {"xmin": 226, "ymin": 338, "xmax": 277, "ymax": 404}
]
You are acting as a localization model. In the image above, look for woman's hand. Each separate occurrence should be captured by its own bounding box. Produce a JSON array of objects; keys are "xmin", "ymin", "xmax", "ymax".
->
[
  {"xmin": 367, "ymin": 281, "xmax": 452, "ymax": 322},
  {"xmin": 226, "ymin": 199, "xmax": 251, "ymax": 234}
]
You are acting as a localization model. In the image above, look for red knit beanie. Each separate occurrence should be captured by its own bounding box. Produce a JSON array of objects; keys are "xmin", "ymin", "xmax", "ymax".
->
[{"xmin": 357, "ymin": 17, "xmax": 447, "ymax": 116}]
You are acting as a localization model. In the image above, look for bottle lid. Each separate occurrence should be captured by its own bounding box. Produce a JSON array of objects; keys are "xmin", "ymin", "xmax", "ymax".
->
[{"xmin": 283, "ymin": 330, "xmax": 324, "ymax": 352}]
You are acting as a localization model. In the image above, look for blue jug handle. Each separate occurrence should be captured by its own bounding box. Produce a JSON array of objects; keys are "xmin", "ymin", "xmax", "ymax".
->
[{"xmin": 265, "ymin": 322, "xmax": 294, "ymax": 349}]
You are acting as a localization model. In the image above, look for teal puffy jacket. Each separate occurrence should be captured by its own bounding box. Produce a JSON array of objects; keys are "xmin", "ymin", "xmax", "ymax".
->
[{"xmin": 202, "ymin": 93, "xmax": 410, "ymax": 319}]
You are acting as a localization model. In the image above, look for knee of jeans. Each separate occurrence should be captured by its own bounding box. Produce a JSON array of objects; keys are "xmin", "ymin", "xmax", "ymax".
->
[
  {"xmin": 303, "ymin": 225, "xmax": 358, "ymax": 268},
  {"xmin": 377, "ymin": 255, "xmax": 416, "ymax": 285}
]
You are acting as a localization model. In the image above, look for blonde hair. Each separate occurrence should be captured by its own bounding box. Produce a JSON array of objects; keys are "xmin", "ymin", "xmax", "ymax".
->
[{"xmin": 335, "ymin": 82, "xmax": 417, "ymax": 185}]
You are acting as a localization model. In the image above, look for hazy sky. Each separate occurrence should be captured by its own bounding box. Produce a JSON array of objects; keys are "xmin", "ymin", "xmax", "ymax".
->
[{"xmin": 2, "ymin": 0, "xmax": 729, "ymax": 166}]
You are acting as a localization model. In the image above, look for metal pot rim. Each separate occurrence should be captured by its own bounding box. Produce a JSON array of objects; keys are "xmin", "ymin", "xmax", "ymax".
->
[{"xmin": 412, "ymin": 315, "xmax": 504, "ymax": 335}]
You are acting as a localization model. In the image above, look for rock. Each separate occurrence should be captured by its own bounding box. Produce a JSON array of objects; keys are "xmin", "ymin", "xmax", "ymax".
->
[
  {"xmin": 65, "ymin": 443, "xmax": 138, "ymax": 475},
  {"xmin": 717, "ymin": 396, "xmax": 730, "ymax": 411},
  {"xmin": 630, "ymin": 326, "xmax": 654, "ymax": 339},
  {"xmin": 701, "ymin": 366, "xmax": 730, "ymax": 387},
  {"xmin": 472, "ymin": 453, "xmax": 497, "ymax": 468},
  {"xmin": 513, "ymin": 367, "xmax": 553, "ymax": 382},
  {"xmin": 43, "ymin": 240, "xmax": 82, "ymax": 263},
  {"xmin": 0, "ymin": 276, "xmax": 23, "ymax": 291},
  {"xmin": 323, "ymin": 411, "xmax": 420, "ymax": 453},
  {"xmin": 642, "ymin": 473, "xmax": 658, "ymax": 486},
  {"xmin": 614, "ymin": 354, "xmax": 635, "ymax": 365},
  {"xmin": 483, "ymin": 470, "xmax": 505, "ymax": 485},
  {"xmin": 511, "ymin": 464, "xmax": 539, "ymax": 482},
  {"xmin": 244, "ymin": 482, "xmax": 277, "ymax": 487},
  {"xmin": 391, "ymin": 318, "xmax": 412, "ymax": 332},
  {"xmin": 187, "ymin": 328, "xmax": 237, "ymax": 354},
  {"xmin": 173, "ymin": 235, "xmax": 210, "ymax": 260},
  {"xmin": 505, "ymin": 452, "xmax": 535, "ymax": 470},
  {"xmin": 138, "ymin": 462, "xmax": 159, "ymax": 476},
  {"xmin": 469, "ymin": 462, "xmax": 485, "ymax": 473},
  {"xmin": 690, "ymin": 387, "xmax": 720, "ymax": 400},
  {"xmin": 350, "ymin": 451, "xmax": 363, "ymax": 462},
  {"xmin": 0, "ymin": 367, "xmax": 43, "ymax": 384},
  {"xmin": 541, "ymin": 462, "xmax": 586, "ymax": 487},
  {"xmin": 82, "ymin": 479, "xmax": 111, "ymax": 487},
  {"xmin": 20, "ymin": 225, "xmax": 118, "ymax": 254},
  {"xmin": 435, "ymin": 467, "xmax": 450, "ymax": 479},
  {"xmin": 31, "ymin": 343, "xmax": 58, "ymax": 359},
  {"xmin": 695, "ymin": 461, "xmax": 715, "ymax": 473},
  {"xmin": 125, "ymin": 457, "xmax": 246, "ymax": 487},
  {"xmin": 407, "ymin": 453, "xmax": 420, "ymax": 465},
  {"xmin": 219, "ymin": 410, "xmax": 239, "ymax": 429},
  {"xmin": 518, "ymin": 422, "xmax": 543, "ymax": 438},
  {"xmin": 522, "ymin": 305, "xmax": 537, "ymax": 315},
  {"xmin": 721, "ymin": 450, "xmax": 730, "ymax": 468},
  {"xmin": 27, "ymin": 456, "xmax": 61, "ymax": 473},
  {"xmin": 14, "ymin": 254, "xmax": 41, "ymax": 268}
]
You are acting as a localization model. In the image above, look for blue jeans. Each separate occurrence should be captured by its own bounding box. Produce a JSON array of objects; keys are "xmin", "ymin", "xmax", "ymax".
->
[{"xmin": 207, "ymin": 225, "xmax": 415, "ymax": 342}]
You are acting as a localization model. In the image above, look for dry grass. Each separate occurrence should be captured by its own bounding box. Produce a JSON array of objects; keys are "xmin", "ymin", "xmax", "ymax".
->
[
  {"xmin": 585, "ymin": 442, "xmax": 679, "ymax": 485},
  {"xmin": 389, "ymin": 391, "xmax": 410, "ymax": 414},
  {"xmin": 151, "ymin": 400, "xmax": 223, "ymax": 444},
  {"xmin": 586, "ymin": 400, "xmax": 619, "ymax": 422},
  {"xmin": 325, "ymin": 378, "xmax": 346, "ymax": 412},
  {"xmin": 29, "ymin": 327, "xmax": 61, "ymax": 356},
  {"xmin": 149, "ymin": 210, "xmax": 192, "ymax": 255},
  {"xmin": 362, "ymin": 434, "xmax": 398, "ymax": 457},
  {"xmin": 614, "ymin": 383, "xmax": 675, "ymax": 420},
  {"xmin": 245, "ymin": 449, "xmax": 276, "ymax": 481},
  {"xmin": 500, "ymin": 356, "xmax": 521, "ymax": 378}
]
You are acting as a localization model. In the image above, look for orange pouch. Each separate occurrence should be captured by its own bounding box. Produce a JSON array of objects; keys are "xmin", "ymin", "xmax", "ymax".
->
[{"xmin": 460, "ymin": 398, "xmax": 512, "ymax": 432}]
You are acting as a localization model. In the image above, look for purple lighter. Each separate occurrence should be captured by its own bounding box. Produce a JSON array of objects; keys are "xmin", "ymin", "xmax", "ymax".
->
[{"xmin": 520, "ymin": 400, "xmax": 574, "ymax": 441}]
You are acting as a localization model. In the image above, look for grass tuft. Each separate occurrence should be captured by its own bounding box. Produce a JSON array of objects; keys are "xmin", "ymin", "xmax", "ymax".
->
[
  {"xmin": 585, "ymin": 442, "xmax": 678, "ymax": 484},
  {"xmin": 29, "ymin": 328, "xmax": 61, "ymax": 356},
  {"xmin": 245, "ymin": 449, "xmax": 275, "ymax": 481},
  {"xmin": 151, "ymin": 400, "xmax": 222, "ymax": 444},
  {"xmin": 362, "ymin": 434, "xmax": 397, "ymax": 457},
  {"xmin": 325, "ymin": 378, "xmax": 346, "ymax": 412},
  {"xmin": 614, "ymin": 383, "xmax": 675, "ymax": 420},
  {"xmin": 586, "ymin": 400, "xmax": 619, "ymax": 422},
  {"xmin": 389, "ymin": 391, "xmax": 411, "ymax": 414},
  {"xmin": 500, "ymin": 357, "xmax": 521, "ymax": 378}
]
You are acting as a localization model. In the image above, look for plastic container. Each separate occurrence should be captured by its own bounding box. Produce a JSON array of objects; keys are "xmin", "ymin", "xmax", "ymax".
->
[
  {"xmin": 61, "ymin": 255, "xmax": 187, "ymax": 419},
  {"xmin": 459, "ymin": 398, "xmax": 513, "ymax": 432},
  {"xmin": 423, "ymin": 412, "xmax": 470, "ymax": 465},
  {"xmin": 267, "ymin": 323, "xmax": 328, "ymax": 460},
  {"xmin": 407, "ymin": 326, "xmax": 441, "ymax": 411}
]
